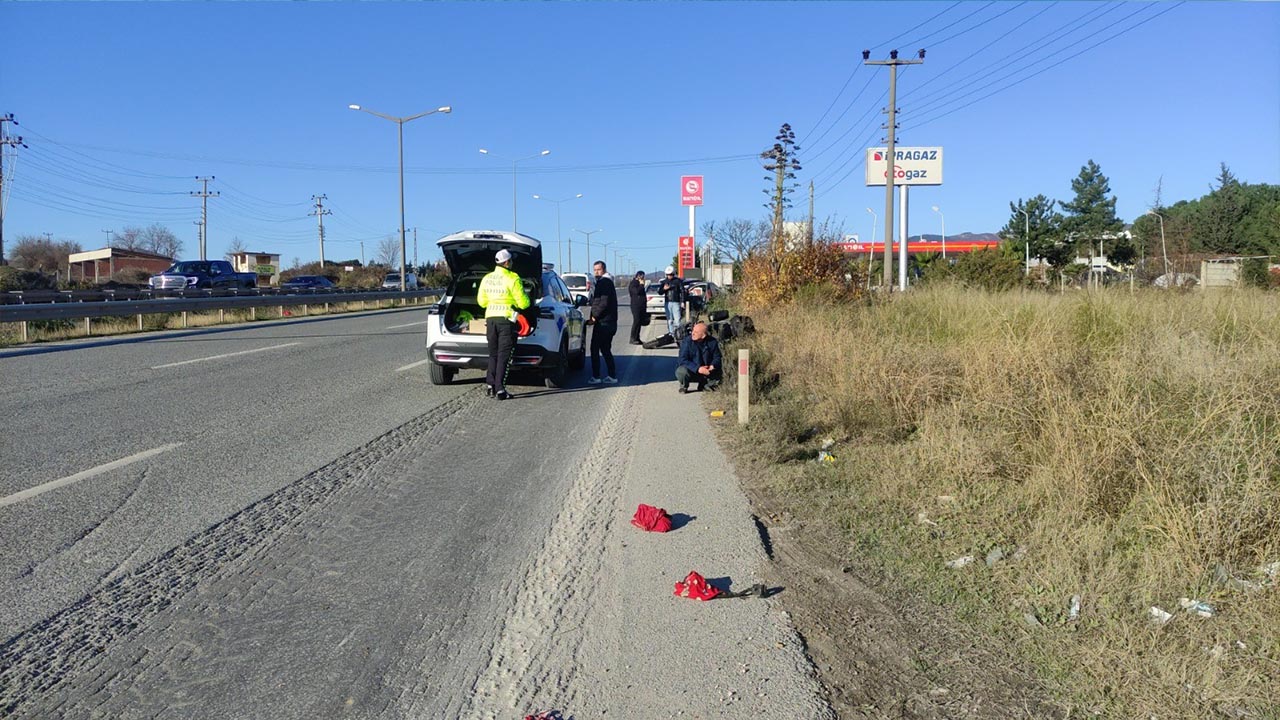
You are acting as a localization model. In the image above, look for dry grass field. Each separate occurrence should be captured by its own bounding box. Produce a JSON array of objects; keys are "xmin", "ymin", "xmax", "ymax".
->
[{"xmin": 720, "ymin": 286, "xmax": 1280, "ymax": 718}]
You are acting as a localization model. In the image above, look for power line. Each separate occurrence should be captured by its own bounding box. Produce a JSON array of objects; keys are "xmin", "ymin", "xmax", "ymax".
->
[{"xmin": 907, "ymin": 2, "xmax": 1185, "ymax": 130}]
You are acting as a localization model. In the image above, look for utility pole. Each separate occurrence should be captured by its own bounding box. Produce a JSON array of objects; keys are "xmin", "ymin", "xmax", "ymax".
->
[
  {"xmin": 1, "ymin": 113, "xmax": 29, "ymax": 266},
  {"xmin": 360, "ymin": 240, "xmax": 366, "ymax": 267},
  {"xmin": 863, "ymin": 48, "xmax": 924, "ymax": 289},
  {"xmin": 310, "ymin": 194, "xmax": 331, "ymax": 268},
  {"xmin": 102, "ymin": 229, "xmax": 114, "ymax": 248},
  {"xmin": 808, "ymin": 180, "xmax": 815, "ymax": 243},
  {"xmin": 412, "ymin": 227, "xmax": 418, "ymax": 270},
  {"xmin": 191, "ymin": 176, "xmax": 218, "ymax": 261},
  {"xmin": 191, "ymin": 221, "xmax": 202, "ymax": 257}
]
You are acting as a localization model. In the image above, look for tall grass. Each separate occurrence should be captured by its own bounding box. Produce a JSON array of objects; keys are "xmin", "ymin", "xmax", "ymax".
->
[{"xmin": 732, "ymin": 286, "xmax": 1280, "ymax": 718}]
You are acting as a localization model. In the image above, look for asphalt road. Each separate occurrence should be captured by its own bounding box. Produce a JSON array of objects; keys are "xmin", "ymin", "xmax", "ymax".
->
[{"xmin": 0, "ymin": 302, "xmax": 829, "ymax": 718}]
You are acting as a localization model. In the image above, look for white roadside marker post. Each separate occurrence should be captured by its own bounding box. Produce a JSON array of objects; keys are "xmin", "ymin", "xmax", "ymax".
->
[{"xmin": 738, "ymin": 348, "xmax": 750, "ymax": 425}]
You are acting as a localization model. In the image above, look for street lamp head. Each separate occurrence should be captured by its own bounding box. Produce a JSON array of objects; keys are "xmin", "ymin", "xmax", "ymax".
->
[
  {"xmin": 348, "ymin": 104, "xmax": 361, "ymax": 110},
  {"xmin": 438, "ymin": 106, "xmax": 452, "ymax": 113},
  {"xmin": 574, "ymin": 193, "xmax": 583, "ymax": 198},
  {"xmin": 479, "ymin": 148, "xmax": 489, "ymax": 154},
  {"xmin": 540, "ymin": 150, "xmax": 551, "ymax": 156},
  {"xmin": 532, "ymin": 194, "xmax": 542, "ymax": 199},
  {"xmin": 931, "ymin": 205, "xmax": 940, "ymax": 212},
  {"xmin": 865, "ymin": 207, "xmax": 874, "ymax": 214}
]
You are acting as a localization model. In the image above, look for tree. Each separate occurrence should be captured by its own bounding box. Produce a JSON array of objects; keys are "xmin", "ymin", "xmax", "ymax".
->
[
  {"xmin": 10, "ymin": 235, "xmax": 82, "ymax": 274},
  {"xmin": 701, "ymin": 218, "xmax": 766, "ymax": 262},
  {"xmin": 1000, "ymin": 195, "xmax": 1068, "ymax": 267},
  {"xmin": 1060, "ymin": 160, "xmax": 1130, "ymax": 264},
  {"xmin": 224, "ymin": 236, "xmax": 247, "ymax": 261},
  {"xmin": 761, "ymin": 123, "xmax": 801, "ymax": 247},
  {"xmin": 114, "ymin": 223, "xmax": 182, "ymax": 258},
  {"xmin": 1202, "ymin": 162, "xmax": 1244, "ymax": 252},
  {"xmin": 375, "ymin": 236, "xmax": 400, "ymax": 267}
]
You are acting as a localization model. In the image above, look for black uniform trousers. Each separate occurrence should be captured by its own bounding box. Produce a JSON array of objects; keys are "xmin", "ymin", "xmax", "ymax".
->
[
  {"xmin": 590, "ymin": 321, "xmax": 617, "ymax": 378},
  {"xmin": 629, "ymin": 302, "xmax": 647, "ymax": 343},
  {"xmin": 485, "ymin": 317, "xmax": 518, "ymax": 392}
]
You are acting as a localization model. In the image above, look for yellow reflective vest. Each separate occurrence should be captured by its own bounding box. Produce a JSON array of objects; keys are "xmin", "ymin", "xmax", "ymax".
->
[{"xmin": 477, "ymin": 264, "xmax": 531, "ymax": 320}]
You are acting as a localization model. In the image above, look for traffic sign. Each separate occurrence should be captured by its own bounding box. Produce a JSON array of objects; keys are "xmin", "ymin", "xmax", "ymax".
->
[{"xmin": 681, "ymin": 176, "xmax": 704, "ymax": 206}]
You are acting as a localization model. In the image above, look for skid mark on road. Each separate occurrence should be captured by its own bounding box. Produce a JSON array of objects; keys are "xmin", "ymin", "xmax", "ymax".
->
[
  {"xmin": 396, "ymin": 358, "xmax": 433, "ymax": 372},
  {"xmin": 460, "ymin": 380, "xmax": 639, "ymax": 718},
  {"xmin": 0, "ymin": 391, "xmax": 479, "ymax": 717}
]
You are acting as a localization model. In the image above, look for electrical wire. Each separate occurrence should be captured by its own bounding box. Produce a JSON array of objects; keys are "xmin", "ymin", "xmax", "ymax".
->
[{"xmin": 906, "ymin": 2, "xmax": 1185, "ymax": 129}]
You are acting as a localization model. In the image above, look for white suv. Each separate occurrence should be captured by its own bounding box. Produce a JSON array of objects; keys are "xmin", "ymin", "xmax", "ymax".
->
[
  {"xmin": 561, "ymin": 272, "xmax": 594, "ymax": 305},
  {"xmin": 382, "ymin": 272, "xmax": 419, "ymax": 289},
  {"xmin": 425, "ymin": 230, "xmax": 588, "ymax": 388}
]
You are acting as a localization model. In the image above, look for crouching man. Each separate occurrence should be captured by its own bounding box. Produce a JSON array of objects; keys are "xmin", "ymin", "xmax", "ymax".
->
[{"xmin": 675, "ymin": 321, "xmax": 722, "ymax": 394}]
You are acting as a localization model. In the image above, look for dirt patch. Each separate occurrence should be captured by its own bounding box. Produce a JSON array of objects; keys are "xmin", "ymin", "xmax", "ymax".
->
[{"xmin": 717, "ymin": 427, "xmax": 1065, "ymax": 719}]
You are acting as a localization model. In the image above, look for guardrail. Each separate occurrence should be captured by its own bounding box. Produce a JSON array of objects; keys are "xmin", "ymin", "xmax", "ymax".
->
[{"xmin": 0, "ymin": 289, "xmax": 442, "ymax": 342}]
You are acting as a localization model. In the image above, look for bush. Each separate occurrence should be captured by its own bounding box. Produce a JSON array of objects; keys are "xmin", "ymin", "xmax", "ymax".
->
[
  {"xmin": 738, "ymin": 239, "xmax": 860, "ymax": 311},
  {"xmin": 0, "ymin": 266, "xmax": 57, "ymax": 292}
]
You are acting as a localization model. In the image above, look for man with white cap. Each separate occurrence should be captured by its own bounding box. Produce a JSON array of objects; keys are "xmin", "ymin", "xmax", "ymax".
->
[
  {"xmin": 658, "ymin": 265, "xmax": 685, "ymax": 337},
  {"xmin": 477, "ymin": 248, "xmax": 531, "ymax": 400}
]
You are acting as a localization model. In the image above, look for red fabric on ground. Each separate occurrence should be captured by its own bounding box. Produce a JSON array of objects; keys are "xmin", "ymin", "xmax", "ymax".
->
[
  {"xmin": 630, "ymin": 503, "xmax": 673, "ymax": 533},
  {"xmin": 673, "ymin": 570, "xmax": 721, "ymax": 601}
]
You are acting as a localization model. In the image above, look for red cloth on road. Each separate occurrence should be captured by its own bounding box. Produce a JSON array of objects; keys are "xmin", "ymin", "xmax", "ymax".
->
[
  {"xmin": 631, "ymin": 503, "xmax": 673, "ymax": 533},
  {"xmin": 673, "ymin": 571, "xmax": 721, "ymax": 601}
]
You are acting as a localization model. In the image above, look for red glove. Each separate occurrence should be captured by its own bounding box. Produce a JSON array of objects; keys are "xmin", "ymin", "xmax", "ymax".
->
[{"xmin": 515, "ymin": 313, "xmax": 532, "ymax": 337}]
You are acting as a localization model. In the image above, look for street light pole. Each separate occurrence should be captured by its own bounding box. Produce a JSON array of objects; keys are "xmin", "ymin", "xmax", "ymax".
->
[
  {"xmin": 349, "ymin": 103, "xmax": 452, "ymax": 291},
  {"xmin": 480, "ymin": 148, "xmax": 550, "ymax": 232},
  {"xmin": 931, "ymin": 205, "xmax": 945, "ymax": 259},
  {"xmin": 574, "ymin": 228, "xmax": 603, "ymax": 271},
  {"xmin": 1018, "ymin": 207, "xmax": 1030, "ymax": 276},
  {"xmin": 1146, "ymin": 210, "xmax": 1169, "ymax": 282},
  {"xmin": 533, "ymin": 193, "xmax": 582, "ymax": 272}
]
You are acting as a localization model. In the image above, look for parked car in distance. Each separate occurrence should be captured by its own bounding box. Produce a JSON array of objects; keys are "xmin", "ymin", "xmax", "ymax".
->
[
  {"xmin": 685, "ymin": 280, "xmax": 719, "ymax": 310},
  {"xmin": 425, "ymin": 230, "xmax": 588, "ymax": 388},
  {"xmin": 645, "ymin": 281, "xmax": 666, "ymax": 317},
  {"xmin": 382, "ymin": 272, "xmax": 419, "ymax": 290},
  {"xmin": 281, "ymin": 275, "xmax": 335, "ymax": 290},
  {"xmin": 561, "ymin": 272, "xmax": 593, "ymax": 304},
  {"xmin": 150, "ymin": 260, "xmax": 257, "ymax": 290}
]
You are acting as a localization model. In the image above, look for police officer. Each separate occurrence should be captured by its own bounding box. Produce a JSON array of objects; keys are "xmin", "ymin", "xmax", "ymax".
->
[{"xmin": 477, "ymin": 248, "xmax": 531, "ymax": 400}]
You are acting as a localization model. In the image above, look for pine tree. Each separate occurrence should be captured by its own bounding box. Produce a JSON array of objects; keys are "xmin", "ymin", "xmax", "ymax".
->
[
  {"xmin": 1060, "ymin": 160, "xmax": 1129, "ymax": 263},
  {"xmin": 1203, "ymin": 162, "xmax": 1244, "ymax": 252},
  {"xmin": 1001, "ymin": 195, "xmax": 1069, "ymax": 268}
]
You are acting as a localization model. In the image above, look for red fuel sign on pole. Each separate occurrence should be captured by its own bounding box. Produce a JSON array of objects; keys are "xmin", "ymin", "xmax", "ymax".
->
[{"xmin": 678, "ymin": 235, "xmax": 695, "ymax": 278}]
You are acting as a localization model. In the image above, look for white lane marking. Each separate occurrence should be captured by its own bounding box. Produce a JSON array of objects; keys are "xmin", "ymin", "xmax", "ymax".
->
[
  {"xmin": 386, "ymin": 320, "xmax": 429, "ymax": 329},
  {"xmin": 150, "ymin": 342, "xmax": 301, "ymax": 370},
  {"xmin": 0, "ymin": 443, "xmax": 182, "ymax": 508},
  {"xmin": 396, "ymin": 358, "xmax": 433, "ymax": 372}
]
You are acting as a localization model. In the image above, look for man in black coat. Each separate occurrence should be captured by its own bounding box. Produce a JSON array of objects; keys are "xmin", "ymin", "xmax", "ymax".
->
[
  {"xmin": 587, "ymin": 260, "xmax": 618, "ymax": 383},
  {"xmin": 627, "ymin": 270, "xmax": 647, "ymax": 345}
]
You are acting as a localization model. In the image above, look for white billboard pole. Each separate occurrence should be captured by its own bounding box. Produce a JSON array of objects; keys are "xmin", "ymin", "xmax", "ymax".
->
[{"xmin": 898, "ymin": 185, "xmax": 909, "ymax": 291}]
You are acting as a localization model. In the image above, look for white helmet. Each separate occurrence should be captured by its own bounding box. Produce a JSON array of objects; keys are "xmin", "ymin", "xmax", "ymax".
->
[
  {"xmin": 495, "ymin": 249, "xmax": 513, "ymax": 264},
  {"xmin": 664, "ymin": 265, "xmax": 676, "ymax": 274}
]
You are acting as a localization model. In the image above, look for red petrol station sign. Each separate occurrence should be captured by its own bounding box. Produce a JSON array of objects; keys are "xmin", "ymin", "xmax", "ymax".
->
[
  {"xmin": 678, "ymin": 235, "xmax": 695, "ymax": 276},
  {"xmin": 681, "ymin": 176, "xmax": 703, "ymax": 206}
]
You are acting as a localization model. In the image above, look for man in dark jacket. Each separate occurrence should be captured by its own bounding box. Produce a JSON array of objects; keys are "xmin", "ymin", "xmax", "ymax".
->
[
  {"xmin": 587, "ymin": 260, "xmax": 618, "ymax": 383},
  {"xmin": 627, "ymin": 270, "xmax": 647, "ymax": 345},
  {"xmin": 676, "ymin": 321, "xmax": 722, "ymax": 393}
]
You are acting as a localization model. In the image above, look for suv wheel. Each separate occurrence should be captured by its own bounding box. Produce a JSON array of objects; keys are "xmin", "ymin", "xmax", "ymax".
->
[
  {"xmin": 544, "ymin": 338, "xmax": 569, "ymax": 388},
  {"xmin": 569, "ymin": 332, "xmax": 586, "ymax": 370},
  {"xmin": 429, "ymin": 362, "xmax": 454, "ymax": 386}
]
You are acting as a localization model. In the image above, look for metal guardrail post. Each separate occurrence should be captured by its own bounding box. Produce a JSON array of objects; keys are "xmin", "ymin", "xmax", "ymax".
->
[
  {"xmin": 137, "ymin": 314, "xmax": 143, "ymax": 332},
  {"xmin": 21, "ymin": 321, "xmax": 28, "ymax": 342},
  {"xmin": 85, "ymin": 317, "xmax": 92, "ymax": 337},
  {"xmin": 738, "ymin": 348, "xmax": 750, "ymax": 425},
  {"xmin": 182, "ymin": 311, "xmax": 188, "ymax": 328}
]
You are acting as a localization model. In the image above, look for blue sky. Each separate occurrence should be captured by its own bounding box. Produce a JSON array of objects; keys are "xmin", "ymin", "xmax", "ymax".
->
[{"xmin": 3, "ymin": 1, "xmax": 1278, "ymax": 273}]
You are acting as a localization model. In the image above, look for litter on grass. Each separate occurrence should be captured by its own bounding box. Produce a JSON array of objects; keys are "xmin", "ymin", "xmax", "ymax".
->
[
  {"xmin": 1179, "ymin": 598, "xmax": 1216, "ymax": 618},
  {"xmin": 945, "ymin": 555, "xmax": 975, "ymax": 569},
  {"xmin": 1149, "ymin": 606, "xmax": 1174, "ymax": 625}
]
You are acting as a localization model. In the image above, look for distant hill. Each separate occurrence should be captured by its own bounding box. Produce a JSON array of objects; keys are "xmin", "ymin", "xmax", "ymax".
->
[{"xmin": 907, "ymin": 232, "xmax": 1001, "ymax": 242}]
